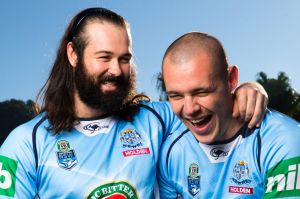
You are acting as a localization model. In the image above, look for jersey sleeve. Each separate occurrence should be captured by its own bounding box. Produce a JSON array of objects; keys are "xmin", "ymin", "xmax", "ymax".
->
[
  {"xmin": 260, "ymin": 110, "xmax": 300, "ymax": 198},
  {"xmin": 0, "ymin": 123, "xmax": 37, "ymax": 198},
  {"xmin": 158, "ymin": 137, "xmax": 179, "ymax": 199}
]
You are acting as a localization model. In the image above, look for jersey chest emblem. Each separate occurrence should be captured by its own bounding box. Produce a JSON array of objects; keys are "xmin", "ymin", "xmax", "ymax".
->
[
  {"xmin": 229, "ymin": 160, "xmax": 253, "ymax": 195},
  {"xmin": 56, "ymin": 140, "xmax": 78, "ymax": 170},
  {"xmin": 231, "ymin": 160, "xmax": 252, "ymax": 185},
  {"xmin": 119, "ymin": 129, "xmax": 150, "ymax": 157},
  {"xmin": 87, "ymin": 181, "xmax": 139, "ymax": 199},
  {"xmin": 187, "ymin": 163, "xmax": 200, "ymax": 196}
]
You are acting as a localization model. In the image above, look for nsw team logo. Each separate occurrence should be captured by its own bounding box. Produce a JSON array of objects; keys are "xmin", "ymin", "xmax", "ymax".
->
[
  {"xmin": 229, "ymin": 160, "xmax": 253, "ymax": 195},
  {"xmin": 120, "ymin": 129, "xmax": 143, "ymax": 148},
  {"xmin": 187, "ymin": 163, "xmax": 200, "ymax": 196},
  {"xmin": 231, "ymin": 160, "xmax": 252, "ymax": 185},
  {"xmin": 56, "ymin": 140, "xmax": 78, "ymax": 170},
  {"xmin": 119, "ymin": 129, "xmax": 150, "ymax": 157}
]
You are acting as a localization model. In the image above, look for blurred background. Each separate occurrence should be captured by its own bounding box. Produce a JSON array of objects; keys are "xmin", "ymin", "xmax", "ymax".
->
[{"xmin": 1, "ymin": 0, "xmax": 299, "ymax": 144}]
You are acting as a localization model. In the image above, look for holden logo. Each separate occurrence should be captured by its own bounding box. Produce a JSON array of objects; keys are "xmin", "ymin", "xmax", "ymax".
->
[
  {"xmin": 210, "ymin": 147, "xmax": 229, "ymax": 160},
  {"xmin": 83, "ymin": 122, "xmax": 101, "ymax": 133}
]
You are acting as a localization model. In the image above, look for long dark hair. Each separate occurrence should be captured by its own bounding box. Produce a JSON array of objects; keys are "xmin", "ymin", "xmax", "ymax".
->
[{"xmin": 37, "ymin": 8, "xmax": 135, "ymax": 133}]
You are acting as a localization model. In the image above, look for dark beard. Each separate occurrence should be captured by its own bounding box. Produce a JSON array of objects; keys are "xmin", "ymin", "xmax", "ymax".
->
[{"xmin": 74, "ymin": 61, "xmax": 132, "ymax": 113}]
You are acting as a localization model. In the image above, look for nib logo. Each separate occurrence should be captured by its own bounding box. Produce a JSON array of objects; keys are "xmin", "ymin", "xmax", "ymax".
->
[
  {"xmin": 0, "ymin": 156, "xmax": 18, "ymax": 197},
  {"xmin": 264, "ymin": 157, "xmax": 300, "ymax": 198}
]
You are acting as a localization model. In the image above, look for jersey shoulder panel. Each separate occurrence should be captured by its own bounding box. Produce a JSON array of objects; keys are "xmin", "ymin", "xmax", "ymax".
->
[
  {"xmin": 260, "ymin": 110, "xmax": 300, "ymax": 157},
  {"xmin": 158, "ymin": 128, "xmax": 190, "ymax": 198},
  {"xmin": 138, "ymin": 101, "xmax": 184, "ymax": 137},
  {"xmin": 138, "ymin": 101, "xmax": 174, "ymax": 120},
  {"xmin": 1, "ymin": 113, "xmax": 48, "ymax": 155},
  {"xmin": 0, "ymin": 113, "xmax": 48, "ymax": 198},
  {"xmin": 159, "ymin": 128, "xmax": 190, "ymax": 171},
  {"xmin": 260, "ymin": 110, "xmax": 300, "ymax": 159},
  {"xmin": 260, "ymin": 110, "xmax": 300, "ymax": 198}
]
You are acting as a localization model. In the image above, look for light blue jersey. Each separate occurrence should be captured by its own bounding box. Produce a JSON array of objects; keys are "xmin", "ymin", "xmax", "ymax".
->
[
  {"xmin": 0, "ymin": 101, "xmax": 183, "ymax": 198},
  {"xmin": 159, "ymin": 110, "xmax": 300, "ymax": 198}
]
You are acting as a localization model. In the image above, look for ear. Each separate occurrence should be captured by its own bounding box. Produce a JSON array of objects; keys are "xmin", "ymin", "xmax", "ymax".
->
[
  {"xmin": 67, "ymin": 42, "xmax": 78, "ymax": 68},
  {"xmin": 228, "ymin": 65, "xmax": 239, "ymax": 92}
]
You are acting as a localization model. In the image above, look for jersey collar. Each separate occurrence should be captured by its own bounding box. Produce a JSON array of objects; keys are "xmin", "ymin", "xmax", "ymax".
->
[{"xmin": 74, "ymin": 115, "xmax": 116, "ymax": 136}]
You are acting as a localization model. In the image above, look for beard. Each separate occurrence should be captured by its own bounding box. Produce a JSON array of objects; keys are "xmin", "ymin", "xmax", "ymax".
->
[{"xmin": 74, "ymin": 60, "xmax": 135, "ymax": 113}]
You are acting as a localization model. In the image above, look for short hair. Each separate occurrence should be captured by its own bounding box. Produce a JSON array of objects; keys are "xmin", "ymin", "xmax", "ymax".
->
[
  {"xmin": 157, "ymin": 32, "xmax": 229, "ymax": 99},
  {"xmin": 162, "ymin": 32, "xmax": 229, "ymax": 78}
]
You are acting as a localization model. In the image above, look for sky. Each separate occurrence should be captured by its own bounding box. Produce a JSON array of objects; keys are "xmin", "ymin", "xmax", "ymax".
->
[{"xmin": 1, "ymin": 0, "xmax": 300, "ymax": 102}]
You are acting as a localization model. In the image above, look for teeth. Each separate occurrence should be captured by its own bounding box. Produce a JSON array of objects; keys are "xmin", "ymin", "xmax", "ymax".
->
[{"xmin": 191, "ymin": 119, "xmax": 204, "ymax": 124}]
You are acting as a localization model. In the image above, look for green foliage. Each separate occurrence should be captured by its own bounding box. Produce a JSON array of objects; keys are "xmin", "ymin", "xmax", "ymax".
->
[
  {"xmin": 156, "ymin": 72, "xmax": 168, "ymax": 101},
  {"xmin": 256, "ymin": 72, "xmax": 300, "ymax": 122},
  {"xmin": 0, "ymin": 99, "xmax": 38, "ymax": 145}
]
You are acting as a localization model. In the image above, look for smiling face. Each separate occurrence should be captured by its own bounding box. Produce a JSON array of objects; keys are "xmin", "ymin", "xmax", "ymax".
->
[
  {"xmin": 80, "ymin": 21, "xmax": 132, "ymax": 92},
  {"xmin": 71, "ymin": 21, "xmax": 135, "ymax": 113},
  {"xmin": 163, "ymin": 47, "xmax": 238, "ymax": 144}
]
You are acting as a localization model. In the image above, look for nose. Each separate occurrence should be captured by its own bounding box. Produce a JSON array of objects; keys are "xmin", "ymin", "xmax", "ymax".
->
[
  {"xmin": 108, "ymin": 59, "xmax": 122, "ymax": 76},
  {"xmin": 183, "ymin": 96, "xmax": 201, "ymax": 117}
]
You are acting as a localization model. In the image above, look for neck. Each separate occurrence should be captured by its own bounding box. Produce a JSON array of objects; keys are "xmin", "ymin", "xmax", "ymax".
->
[
  {"xmin": 221, "ymin": 117, "xmax": 245, "ymax": 141},
  {"xmin": 74, "ymin": 92, "xmax": 106, "ymax": 118}
]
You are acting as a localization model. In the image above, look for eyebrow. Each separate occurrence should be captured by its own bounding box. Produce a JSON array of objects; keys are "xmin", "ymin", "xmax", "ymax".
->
[
  {"xmin": 166, "ymin": 90, "xmax": 178, "ymax": 95},
  {"xmin": 94, "ymin": 51, "xmax": 113, "ymax": 55},
  {"xmin": 121, "ymin": 53, "xmax": 132, "ymax": 58},
  {"xmin": 94, "ymin": 51, "xmax": 132, "ymax": 58}
]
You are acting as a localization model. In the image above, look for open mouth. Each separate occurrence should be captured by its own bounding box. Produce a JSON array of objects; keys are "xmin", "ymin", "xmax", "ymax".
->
[
  {"xmin": 101, "ymin": 82, "xmax": 119, "ymax": 90},
  {"xmin": 103, "ymin": 81, "xmax": 118, "ymax": 85},
  {"xmin": 190, "ymin": 115, "xmax": 212, "ymax": 128}
]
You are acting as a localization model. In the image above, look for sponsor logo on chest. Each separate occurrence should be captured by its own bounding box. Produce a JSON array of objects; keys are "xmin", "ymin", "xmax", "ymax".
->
[
  {"xmin": 229, "ymin": 186, "xmax": 253, "ymax": 194},
  {"xmin": 87, "ymin": 181, "xmax": 139, "ymax": 199},
  {"xmin": 119, "ymin": 129, "xmax": 150, "ymax": 157},
  {"xmin": 0, "ymin": 156, "xmax": 17, "ymax": 197},
  {"xmin": 264, "ymin": 157, "xmax": 300, "ymax": 198}
]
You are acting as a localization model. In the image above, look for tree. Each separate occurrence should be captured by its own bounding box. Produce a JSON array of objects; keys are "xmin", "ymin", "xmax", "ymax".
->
[
  {"xmin": 156, "ymin": 72, "xmax": 168, "ymax": 101},
  {"xmin": 0, "ymin": 99, "xmax": 38, "ymax": 145},
  {"xmin": 256, "ymin": 72, "xmax": 300, "ymax": 121}
]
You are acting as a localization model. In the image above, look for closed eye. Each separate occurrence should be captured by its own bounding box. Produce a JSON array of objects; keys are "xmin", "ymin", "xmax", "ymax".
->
[
  {"xmin": 98, "ymin": 56, "xmax": 111, "ymax": 62},
  {"xmin": 192, "ymin": 86, "xmax": 216, "ymax": 97},
  {"xmin": 119, "ymin": 54, "xmax": 132, "ymax": 64},
  {"xmin": 167, "ymin": 93, "xmax": 183, "ymax": 100},
  {"xmin": 193, "ymin": 91, "xmax": 209, "ymax": 97},
  {"xmin": 119, "ymin": 57, "xmax": 131, "ymax": 64}
]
